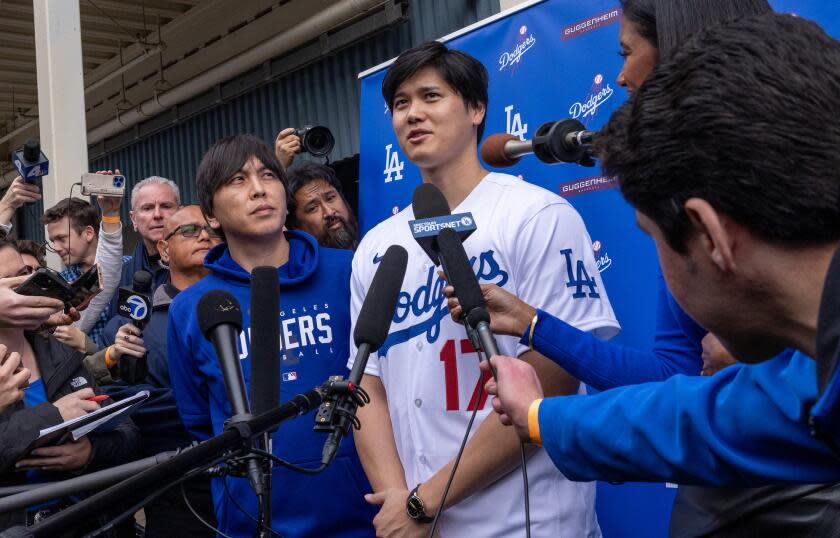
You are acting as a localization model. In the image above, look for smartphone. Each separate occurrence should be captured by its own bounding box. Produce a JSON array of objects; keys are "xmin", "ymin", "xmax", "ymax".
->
[
  {"xmin": 67, "ymin": 264, "xmax": 102, "ymax": 310},
  {"xmin": 14, "ymin": 268, "xmax": 74, "ymax": 304},
  {"xmin": 80, "ymin": 173, "xmax": 125, "ymax": 197},
  {"xmin": 14, "ymin": 264, "xmax": 102, "ymax": 312}
]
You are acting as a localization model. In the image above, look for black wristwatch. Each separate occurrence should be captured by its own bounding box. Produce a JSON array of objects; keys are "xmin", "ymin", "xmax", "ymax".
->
[{"xmin": 406, "ymin": 484, "xmax": 433, "ymax": 523}]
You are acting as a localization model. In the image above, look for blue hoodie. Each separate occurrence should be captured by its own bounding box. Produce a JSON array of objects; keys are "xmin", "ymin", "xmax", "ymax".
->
[{"xmin": 167, "ymin": 230, "xmax": 376, "ymax": 537}]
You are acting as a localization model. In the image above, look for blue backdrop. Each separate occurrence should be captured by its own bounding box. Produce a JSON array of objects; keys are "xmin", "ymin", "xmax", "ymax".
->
[{"xmin": 357, "ymin": 1, "xmax": 840, "ymax": 535}]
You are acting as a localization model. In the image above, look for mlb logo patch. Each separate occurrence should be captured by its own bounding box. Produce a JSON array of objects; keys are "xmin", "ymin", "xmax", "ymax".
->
[{"xmin": 282, "ymin": 372, "xmax": 298, "ymax": 382}]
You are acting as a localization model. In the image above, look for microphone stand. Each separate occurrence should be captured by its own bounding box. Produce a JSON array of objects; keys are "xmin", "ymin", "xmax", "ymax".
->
[
  {"xmin": 7, "ymin": 385, "xmax": 329, "ymax": 538},
  {"xmin": 0, "ymin": 451, "xmax": 181, "ymax": 511}
]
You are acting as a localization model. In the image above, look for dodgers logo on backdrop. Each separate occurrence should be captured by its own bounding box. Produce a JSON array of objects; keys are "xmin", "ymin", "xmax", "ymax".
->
[
  {"xmin": 505, "ymin": 105, "xmax": 528, "ymax": 141},
  {"xmin": 593, "ymin": 240, "xmax": 612, "ymax": 273},
  {"xmin": 383, "ymin": 144, "xmax": 405, "ymax": 183},
  {"xmin": 379, "ymin": 250, "xmax": 509, "ymax": 355},
  {"xmin": 126, "ymin": 295, "xmax": 148, "ymax": 320},
  {"xmin": 569, "ymin": 74, "xmax": 614, "ymax": 124},
  {"xmin": 499, "ymin": 25, "xmax": 536, "ymax": 72}
]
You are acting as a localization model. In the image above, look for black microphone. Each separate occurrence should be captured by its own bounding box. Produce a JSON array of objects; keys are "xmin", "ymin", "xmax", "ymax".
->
[
  {"xmin": 196, "ymin": 290, "xmax": 266, "ymax": 497},
  {"xmin": 12, "ymin": 138, "xmax": 49, "ymax": 183},
  {"xmin": 409, "ymin": 183, "xmax": 476, "ymax": 267},
  {"xmin": 249, "ymin": 267, "xmax": 281, "ymax": 420},
  {"xmin": 437, "ymin": 227, "xmax": 500, "ymax": 364},
  {"xmin": 248, "ymin": 267, "xmax": 279, "ymax": 533},
  {"xmin": 116, "ymin": 270, "xmax": 153, "ymax": 383},
  {"xmin": 481, "ymin": 118, "xmax": 596, "ymax": 168},
  {"xmin": 320, "ymin": 245, "xmax": 408, "ymax": 465}
]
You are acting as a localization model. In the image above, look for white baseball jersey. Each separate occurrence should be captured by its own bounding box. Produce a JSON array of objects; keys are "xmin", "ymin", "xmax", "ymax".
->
[{"xmin": 349, "ymin": 172, "xmax": 619, "ymax": 537}]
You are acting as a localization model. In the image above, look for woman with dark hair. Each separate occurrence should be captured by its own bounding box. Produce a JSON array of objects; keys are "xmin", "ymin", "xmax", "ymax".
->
[{"xmin": 451, "ymin": 1, "xmax": 840, "ymax": 536}]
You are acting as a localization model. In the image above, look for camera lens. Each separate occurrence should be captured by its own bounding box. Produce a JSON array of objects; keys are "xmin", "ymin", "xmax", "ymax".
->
[{"xmin": 300, "ymin": 125, "xmax": 335, "ymax": 157}]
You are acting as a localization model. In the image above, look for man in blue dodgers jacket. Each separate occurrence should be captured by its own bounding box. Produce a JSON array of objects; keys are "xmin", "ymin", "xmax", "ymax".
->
[
  {"xmin": 481, "ymin": 14, "xmax": 840, "ymax": 486},
  {"xmin": 167, "ymin": 135, "xmax": 376, "ymax": 537}
]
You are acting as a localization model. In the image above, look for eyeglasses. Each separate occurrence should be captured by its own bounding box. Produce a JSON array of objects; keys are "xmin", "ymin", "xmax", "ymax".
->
[{"xmin": 164, "ymin": 223, "xmax": 221, "ymax": 241}]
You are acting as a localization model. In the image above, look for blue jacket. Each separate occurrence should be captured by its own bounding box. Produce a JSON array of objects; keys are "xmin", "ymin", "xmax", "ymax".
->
[
  {"xmin": 167, "ymin": 231, "xmax": 376, "ymax": 538},
  {"xmin": 536, "ymin": 350, "xmax": 840, "ymax": 485},
  {"xmin": 523, "ymin": 273, "xmax": 704, "ymax": 391},
  {"xmin": 101, "ymin": 283, "xmax": 196, "ymax": 457}
]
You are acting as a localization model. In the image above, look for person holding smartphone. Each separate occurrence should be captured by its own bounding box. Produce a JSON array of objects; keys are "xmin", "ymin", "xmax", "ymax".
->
[{"xmin": 0, "ymin": 239, "xmax": 140, "ymax": 531}]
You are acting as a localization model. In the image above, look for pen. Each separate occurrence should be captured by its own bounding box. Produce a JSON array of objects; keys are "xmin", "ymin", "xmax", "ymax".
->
[{"xmin": 86, "ymin": 395, "xmax": 109, "ymax": 402}]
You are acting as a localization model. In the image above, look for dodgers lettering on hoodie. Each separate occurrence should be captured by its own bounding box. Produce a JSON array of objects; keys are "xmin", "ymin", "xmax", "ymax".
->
[{"xmin": 167, "ymin": 230, "xmax": 376, "ymax": 537}]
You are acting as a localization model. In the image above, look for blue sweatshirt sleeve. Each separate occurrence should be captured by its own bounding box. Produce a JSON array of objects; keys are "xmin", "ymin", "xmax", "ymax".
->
[
  {"xmin": 166, "ymin": 297, "xmax": 213, "ymax": 442},
  {"xmin": 522, "ymin": 274, "xmax": 702, "ymax": 391},
  {"xmin": 536, "ymin": 351, "xmax": 840, "ymax": 486}
]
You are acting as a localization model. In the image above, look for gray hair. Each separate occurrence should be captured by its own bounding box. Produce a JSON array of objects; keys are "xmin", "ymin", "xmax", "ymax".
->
[{"xmin": 131, "ymin": 176, "xmax": 181, "ymax": 210}]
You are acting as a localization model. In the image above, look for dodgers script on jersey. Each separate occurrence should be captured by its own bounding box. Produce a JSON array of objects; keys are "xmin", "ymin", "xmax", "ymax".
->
[{"xmin": 349, "ymin": 173, "xmax": 619, "ymax": 537}]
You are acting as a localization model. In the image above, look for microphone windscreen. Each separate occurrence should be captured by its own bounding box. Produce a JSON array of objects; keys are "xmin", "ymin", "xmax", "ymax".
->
[
  {"xmin": 23, "ymin": 139, "xmax": 40, "ymax": 162},
  {"xmin": 437, "ymin": 227, "xmax": 485, "ymax": 314},
  {"xmin": 354, "ymin": 245, "xmax": 408, "ymax": 350},
  {"xmin": 249, "ymin": 266, "xmax": 280, "ymax": 415},
  {"xmin": 197, "ymin": 290, "xmax": 243, "ymax": 340},
  {"xmin": 132, "ymin": 270, "xmax": 153, "ymax": 293},
  {"xmin": 481, "ymin": 133, "xmax": 521, "ymax": 168},
  {"xmin": 412, "ymin": 183, "xmax": 451, "ymax": 219}
]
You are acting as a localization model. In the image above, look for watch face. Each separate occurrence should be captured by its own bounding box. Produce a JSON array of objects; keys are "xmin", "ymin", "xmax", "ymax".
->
[{"xmin": 407, "ymin": 496, "xmax": 423, "ymax": 518}]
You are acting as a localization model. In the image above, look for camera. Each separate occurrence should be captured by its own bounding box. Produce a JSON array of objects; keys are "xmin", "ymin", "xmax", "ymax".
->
[{"xmin": 295, "ymin": 125, "xmax": 335, "ymax": 157}]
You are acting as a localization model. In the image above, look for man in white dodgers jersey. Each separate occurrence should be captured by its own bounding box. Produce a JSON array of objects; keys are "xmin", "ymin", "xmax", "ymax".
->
[{"xmin": 349, "ymin": 41, "xmax": 620, "ymax": 537}]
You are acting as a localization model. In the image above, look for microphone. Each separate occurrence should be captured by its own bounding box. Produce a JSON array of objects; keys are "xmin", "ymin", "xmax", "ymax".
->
[
  {"xmin": 249, "ymin": 267, "xmax": 281, "ymax": 420},
  {"xmin": 319, "ymin": 245, "xmax": 408, "ymax": 465},
  {"xmin": 248, "ymin": 267, "xmax": 279, "ymax": 533},
  {"xmin": 116, "ymin": 270, "xmax": 153, "ymax": 383},
  {"xmin": 481, "ymin": 118, "xmax": 597, "ymax": 168},
  {"xmin": 11, "ymin": 139, "xmax": 49, "ymax": 182},
  {"xmin": 436, "ymin": 227, "xmax": 500, "ymax": 363},
  {"xmin": 196, "ymin": 290, "xmax": 266, "ymax": 497},
  {"xmin": 409, "ymin": 183, "xmax": 476, "ymax": 266}
]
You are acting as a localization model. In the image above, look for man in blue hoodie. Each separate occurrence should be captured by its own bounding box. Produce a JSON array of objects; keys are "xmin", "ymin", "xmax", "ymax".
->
[
  {"xmin": 478, "ymin": 14, "xmax": 840, "ymax": 486},
  {"xmin": 167, "ymin": 134, "xmax": 376, "ymax": 537}
]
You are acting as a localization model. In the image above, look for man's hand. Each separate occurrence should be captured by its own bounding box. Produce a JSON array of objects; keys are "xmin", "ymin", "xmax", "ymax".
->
[
  {"xmin": 53, "ymin": 388, "xmax": 100, "ymax": 421},
  {"xmin": 0, "ymin": 344, "xmax": 30, "ymax": 412},
  {"xmin": 110, "ymin": 323, "xmax": 146, "ymax": 360},
  {"xmin": 0, "ymin": 275, "xmax": 65, "ymax": 329},
  {"xmin": 443, "ymin": 279, "xmax": 536, "ymax": 337},
  {"xmin": 53, "ymin": 325, "xmax": 89, "ymax": 353},
  {"xmin": 275, "ymin": 127, "xmax": 301, "ymax": 169},
  {"xmin": 94, "ymin": 169, "xmax": 123, "ymax": 217},
  {"xmin": 17, "ymin": 437, "xmax": 93, "ymax": 471},
  {"xmin": 482, "ymin": 356, "xmax": 544, "ymax": 442},
  {"xmin": 0, "ymin": 176, "xmax": 41, "ymax": 224},
  {"xmin": 365, "ymin": 488, "xmax": 436, "ymax": 538},
  {"xmin": 701, "ymin": 333, "xmax": 738, "ymax": 376}
]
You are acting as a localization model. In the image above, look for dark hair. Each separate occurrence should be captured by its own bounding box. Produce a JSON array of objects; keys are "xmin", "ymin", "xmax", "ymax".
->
[
  {"xmin": 285, "ymin": 161, "xmax": 345, "ymax": 228},
  {"xmin": 620, "ymin": 0, "xmax": 771, "ymax": 56},
  {"xmin": 41, "ymin": 197, "xmax": 100, "ymax": 233},
  {"xmin": 382, "ymin": 41, "xmax": 489, "ymax": 141},
  {"xmin": 15, "ymin": 239, "xmax": 46, "ymax": 267},
  {"xmin": 195, "ymin": 134, "xmax": 288, "ymax": 219},
  {"xmin": 598, "ymin": 13, "xmax": 840, "ymax": 252},
  {"xmin": 0, "ymin": 238, "xmax": 18, "ymax": 254},
  {"xmin": 620, "ymin": 0, "xmax": 658, "ymax": 49}
]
